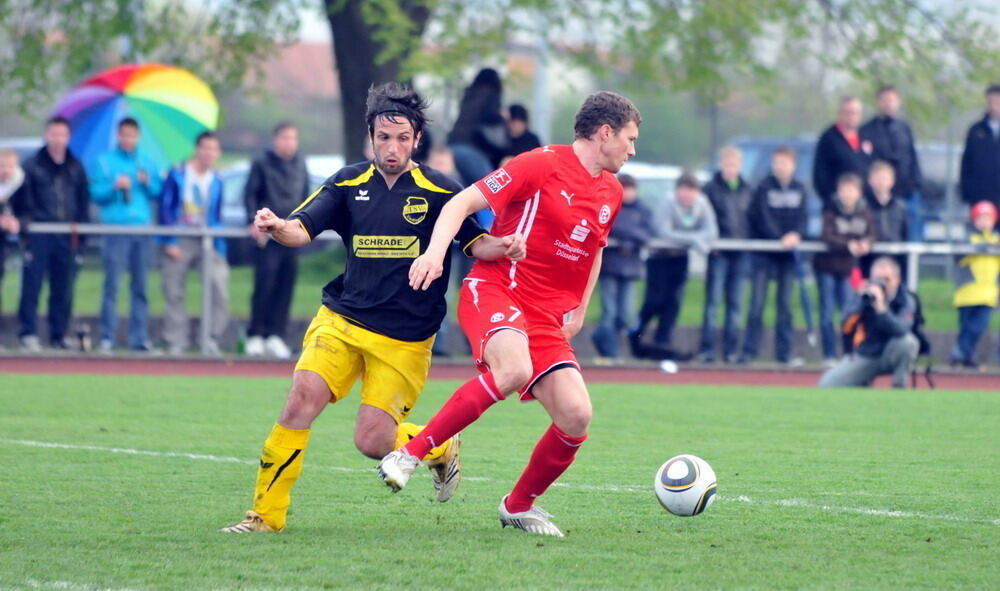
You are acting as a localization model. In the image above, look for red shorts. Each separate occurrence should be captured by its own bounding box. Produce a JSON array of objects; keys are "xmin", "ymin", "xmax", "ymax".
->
[{"xmin": 457, "ymin": 277, "xmax": 580, "ymax": 400}]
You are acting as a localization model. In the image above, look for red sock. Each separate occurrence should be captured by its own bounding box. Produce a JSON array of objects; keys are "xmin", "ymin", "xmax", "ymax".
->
[
  {"xmin": 505, "ymin": 423, "xmax": 587, "ymax": 513},
  {"xmin": 402, "ymin": 372, "xmax": 504, "ymax": 459}
]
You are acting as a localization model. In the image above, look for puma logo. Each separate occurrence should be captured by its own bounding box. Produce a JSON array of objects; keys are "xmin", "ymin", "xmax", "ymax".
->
[
  {"xmin": 560, "ymin": 190, "xmax": 574, "ymax": 206},
  {"xmin": 260, "ymin": 460, "xmax": 274, "ymax": 469}
]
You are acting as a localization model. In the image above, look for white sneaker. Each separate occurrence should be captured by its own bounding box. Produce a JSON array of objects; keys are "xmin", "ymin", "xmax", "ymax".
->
[
  {"xmin": 427, "ymin": 434, "xmax": 461, "ymax": 502},
  {"xmin": 498, "ymin": 495, "xmax": 564, "ymax": 537},
  {"xmin": 265, "ymin": 335, "xmax": 292, "ymax": 359},
  {"xmin": 20, "ymin": 335, "xmax": 41, "ymax": 352},
  {"xmin": 377, "ymin": 449, "xmax": 420, "ymax": 492},
  {"xmin": 245, "ymin": 336, "xmax": 265, "ymax": 356}
]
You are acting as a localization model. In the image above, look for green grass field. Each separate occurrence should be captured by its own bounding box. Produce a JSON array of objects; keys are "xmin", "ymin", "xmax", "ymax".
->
[{"xmin": 1, "ymin": 374, "xmax": 997, "ymax": 590}]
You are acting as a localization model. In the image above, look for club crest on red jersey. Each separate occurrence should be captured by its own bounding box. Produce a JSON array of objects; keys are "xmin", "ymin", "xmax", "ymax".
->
[
  {"xmin": 599, "ymin": 204, "xmax": 612, "ymax": 225},
  {"xmin": 403, "ymin": 196, "xmax": 429, "ymax": 225},
  {"xmin": 483, "ymin": 169, "xmax": 512, "ymax": 194}
]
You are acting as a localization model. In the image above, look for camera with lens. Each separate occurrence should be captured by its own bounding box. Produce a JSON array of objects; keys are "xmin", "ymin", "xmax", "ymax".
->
[{"xmin": 860, "ymin": 280, "xmax": 887, "ymax": 306}]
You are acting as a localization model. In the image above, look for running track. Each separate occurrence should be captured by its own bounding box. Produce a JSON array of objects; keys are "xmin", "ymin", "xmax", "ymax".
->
[{"xmin": 1, "ymin": 355, "xmax": 997, "ymax": 390}]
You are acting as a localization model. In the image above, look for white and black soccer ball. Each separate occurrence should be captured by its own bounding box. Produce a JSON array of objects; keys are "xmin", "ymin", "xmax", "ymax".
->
[{"xmin": 654, "ymin": 454, "xmax": 717, "ymax": 517}]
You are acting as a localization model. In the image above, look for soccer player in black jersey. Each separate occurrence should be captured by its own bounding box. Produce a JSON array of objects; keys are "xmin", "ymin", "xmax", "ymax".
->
[{"xmin": 223, "ymin": 83, "xmax": 525, "ymax": 533}]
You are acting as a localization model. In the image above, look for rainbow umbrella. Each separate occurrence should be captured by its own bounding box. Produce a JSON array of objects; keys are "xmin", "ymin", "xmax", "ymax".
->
[{"xmin": 53, "ymin": 63, "xmax": 219, "ymax": 171}]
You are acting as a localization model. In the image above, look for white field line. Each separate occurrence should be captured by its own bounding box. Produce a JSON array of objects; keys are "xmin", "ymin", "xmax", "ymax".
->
[
  {"xmin": 20, "ymin": 579, "xmax": 140, "ymax": 591},
  {"xmin": 6, "ymin": 439, "xmax": 998, "ymax": 527}
]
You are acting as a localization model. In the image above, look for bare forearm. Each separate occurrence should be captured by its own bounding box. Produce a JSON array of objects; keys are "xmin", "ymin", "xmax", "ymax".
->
[
  {"xmin": 269, "ymin": 219, "xmax": 311, "ymax": 247},
  {"xmin": 427, "ymin": 186, "xmax": 489, "ymax": 258},
  {"xmin": 578, "ymin": 249, "xmax": 603, "ymax": 317}
]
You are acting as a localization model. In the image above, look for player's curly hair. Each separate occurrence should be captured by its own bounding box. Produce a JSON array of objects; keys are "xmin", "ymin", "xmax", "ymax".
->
[
  {"xmin": 366, "ymin": 82, "xmax": 430, "ymax": 137},
  {"xmin": 573, "ymin": 91, "xmax": 641, "ymax": 140}
]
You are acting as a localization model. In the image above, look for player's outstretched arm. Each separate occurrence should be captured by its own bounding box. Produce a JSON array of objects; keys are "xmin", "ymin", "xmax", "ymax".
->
[
  {"xmin": 254, "ymin": 207, "xmax": 310, "ymax": 248},
  {"xmin": 410, "ymin": 185, "xmax": 490, "ymax": 290},
  {"xmin": 469, "ymin": 233, "xmax": 526, "ymax": 262}
]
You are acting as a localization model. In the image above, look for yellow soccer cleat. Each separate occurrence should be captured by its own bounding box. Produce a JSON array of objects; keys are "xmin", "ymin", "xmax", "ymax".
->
[{"xmin": 427, "ymin": 433, "xmax": 462, "ymax": 502}]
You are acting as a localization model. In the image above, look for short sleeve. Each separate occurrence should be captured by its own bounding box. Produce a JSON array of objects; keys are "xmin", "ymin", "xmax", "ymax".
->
[
  {"xmin": 473, "ymin": 150, "xmax": 549, "ymax": 214},
  {"xmin": 598, "ymin": 181, "xmax": 624, "ymax": 248},
  {"xmin": 287, "ymin": 183, "xmax": 346, "ymax": 239},
  {"xmin": 456, "ymin": 215, "xmax": 488, "ymax": 257}
]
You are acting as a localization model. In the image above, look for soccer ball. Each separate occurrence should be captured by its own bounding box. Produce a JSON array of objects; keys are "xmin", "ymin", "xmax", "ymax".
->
[{"xmin": 654, "ymin": 454, "xmax": 717, "ymax": 517}]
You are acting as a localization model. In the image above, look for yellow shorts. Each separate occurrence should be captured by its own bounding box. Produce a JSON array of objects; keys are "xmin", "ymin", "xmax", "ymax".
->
[{"xmin": 295, "ymin": 306, "xmax": 434, "ymax": 424}]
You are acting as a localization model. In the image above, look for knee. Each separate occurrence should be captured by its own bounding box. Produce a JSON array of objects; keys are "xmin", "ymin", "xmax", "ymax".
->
[
  {"xmin": 492, "ymin": 363, "xmax": 533, "ymax": 395},
  {"xmin": 887, "ymin": 334, "xmax": 919, "ymax": 360},
  {"xmin": 555, "ymin": 402, "xmax": 593, "ymax": 437},
  {"xmin": 354, "ymin": 430, "xmax": 393, "ymax": 460},
  {"xmin": 280, "ymin": 382, "xmax": 329, "ymax": 427}
]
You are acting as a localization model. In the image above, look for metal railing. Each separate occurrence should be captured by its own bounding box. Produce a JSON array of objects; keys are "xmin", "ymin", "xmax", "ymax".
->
[{"xmin": 18, "ymin": 222, "xmax": 1000, "ymax": 353}]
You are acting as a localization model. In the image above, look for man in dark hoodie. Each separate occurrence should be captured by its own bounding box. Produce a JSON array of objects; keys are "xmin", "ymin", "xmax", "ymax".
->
[
  {"xmin": 244, "ymin": 121, "xmax": 310, "ymax": 359},
  {"xmin": 11, "ymin": 116, "xmax": 90, "ymax": 351},
  {"xmin": 814, "ymin": 172, "xmax": 874, "ymax": 364},
  {"xmin": 592, "ymin": 174, "xmax": 653, "ymax": 359},
  {"xmin": 698, "ymin": 145, "xmax": 753, "ymax": 363},
  {"xmin": 741, "ymin": 146, "xmax": 807, "ymax": 365},
  {"xmin": 959, "ymin": 84, "xmax": 1000, "ymax": 223},
  {"xmin": 862, "ymin": 160, "xmax": 908, "ymax": 279},
  {"xmin": 860, "ymin": 85, "xmax": 922, "ymax": 240},
  {"xmin": 814, "ymin": 97, "xmax": 872, "ymax": 208}
]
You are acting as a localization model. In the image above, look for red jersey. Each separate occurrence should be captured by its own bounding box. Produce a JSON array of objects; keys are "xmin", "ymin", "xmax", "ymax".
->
[{"xmin": 470, "ymin": 145, "xmax": 622, "ymax": 315}]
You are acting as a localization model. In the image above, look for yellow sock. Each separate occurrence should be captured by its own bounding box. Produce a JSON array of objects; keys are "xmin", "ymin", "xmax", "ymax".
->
[
  {"xmin": 395, "ymin": 422, "xmax": 451, "ymax": 462},
  {"xmin": 252, "ymin": 423, "xmax": 310, "ymax": 531}
]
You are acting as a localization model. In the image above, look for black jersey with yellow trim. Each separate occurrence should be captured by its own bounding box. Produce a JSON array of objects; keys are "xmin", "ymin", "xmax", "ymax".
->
[{"xmin": 288, "ymin": 160, "xmax": 487, "ymax": 342}]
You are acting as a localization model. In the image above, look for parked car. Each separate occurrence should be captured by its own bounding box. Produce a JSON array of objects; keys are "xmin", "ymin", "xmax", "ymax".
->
[
  {"xmin": 219, "ymin": 155, "xmax": 344, "ymax": 265},
  {"xmin": 618, "ymin": 161, "xmax": 709, "ymax": 214},
  {"xmin": 0, "ymin": 137, "xmax": 42, "ymax": 162}
]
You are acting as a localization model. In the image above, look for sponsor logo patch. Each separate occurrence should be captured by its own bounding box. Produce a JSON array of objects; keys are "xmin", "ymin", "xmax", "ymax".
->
[
  {"xmin": 570, "ymin": 219, "xmax": 591, "ymax": 242},
  {"xmin": 352, "ymin": 235, "xmax": 420, "ymax": 258},
  {"xmin": 483, "ymin": 168, "xmax": 512, "ymax": 194},
  {"xmin": 403, "ymin": 196, "xmax": 429, "ymax": 225}
]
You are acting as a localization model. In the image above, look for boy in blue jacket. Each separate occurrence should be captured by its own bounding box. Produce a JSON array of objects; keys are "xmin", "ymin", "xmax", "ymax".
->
[
  {"xmin": 89, "ymin": 117, "xmax": 162, "ymax": 351},
  {"xmin": 158, "ymin": 131, "xmax": 228, "ymax": 355}
]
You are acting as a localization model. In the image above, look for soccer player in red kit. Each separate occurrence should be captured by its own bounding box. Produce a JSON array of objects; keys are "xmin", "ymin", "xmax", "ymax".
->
[{"xmin": 378, "ymin": 91, "xmax": 641, "ymax": 536}]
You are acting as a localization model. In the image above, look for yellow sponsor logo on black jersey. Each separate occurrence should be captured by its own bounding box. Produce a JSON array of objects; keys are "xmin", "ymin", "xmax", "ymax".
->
[
  {"xmin": 403, "ymin": 196, "xmax": 429, "ymax": 225},
  {"xmin": 353, "ymin": 235, "xmax": 420, "ymax": 258}
]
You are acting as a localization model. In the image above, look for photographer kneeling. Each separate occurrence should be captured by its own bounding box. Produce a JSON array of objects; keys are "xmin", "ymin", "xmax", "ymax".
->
[{"xmin": 819, "ymin": 257, "xmax": 919, "ymax": 388}]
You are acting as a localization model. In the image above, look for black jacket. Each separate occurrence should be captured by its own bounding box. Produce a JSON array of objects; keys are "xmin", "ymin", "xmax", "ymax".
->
[
  {"xmin": 848, "ymin": 286, "xmax": 918, "ymax": 359},
  {"xmin": 748, "ymin": 175, "xmax": 807, "ymax": 262},
  {"xmin": 244, "ymin": 149, "xmax": 310, "ymax": 221},
  {"xmin": 507, "ymin": 130, "xmax": 542, "ymax": 161},
  {"xmin": 447, "ymin": 84, "xmax": 508, "ymax": 166},
  {"xmin": 813, "ymin": 125, "xmax": 872, "ymax": 207},
  {"xmin": 600, "ymin": 199, "xmax": 654, "ymax": 280},
  {"xmin": 959, "ymin": 115, "xmax": 1000, "ymax": 208},
  {"xmin": 814, "ymin": 197, "xmax": 874, "ymax": 277},
  {"xmin": 11, "ymin": 146, "xmax": 90, "ymax": 226},
  {"xmin": 702, "ymin": 172, "xmax": 753, "ymax": 239},
  {"xmin": 860, "ymin": 114, "xmax": 921, "ymax": 198},
  {"xmin": 864, "ymin": 189, "xmax": 907, "ymax": 243}
]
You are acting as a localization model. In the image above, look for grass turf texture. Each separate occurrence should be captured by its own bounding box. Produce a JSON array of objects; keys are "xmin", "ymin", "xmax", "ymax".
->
[
  {"xmin": 1, "ymin": 374, "xmax": 997, "ymax": 590},
  {"xmin": 2, "ymin": 246, "xmax": 995, "ymax": 334}
]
